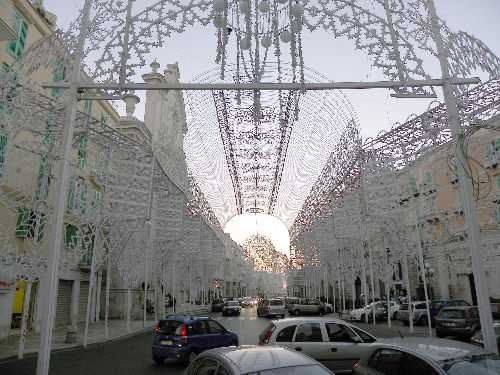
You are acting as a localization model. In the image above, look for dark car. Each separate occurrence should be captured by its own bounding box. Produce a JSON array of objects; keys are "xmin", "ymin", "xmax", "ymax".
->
[
  {"xmin": 471, "ymin": 321, "xmax": 500, "ymax": 353},
  {"xmin": 428, "ymin": 299, "xmax": 470, "ymax": 326},
  {"xmin": 222, "ymin": 301, "xmax": 241, "ymax": 316},
  {"xmin": 435, "ymin": 305, "xmax": 481, "ymax": 340},
  {"xmin": 211, "ymin": 298, "xmax": 225, "ymax": 312},
  {"xmin": 151, "ymin": 315, "xmax": 238, "ymax": 365}
]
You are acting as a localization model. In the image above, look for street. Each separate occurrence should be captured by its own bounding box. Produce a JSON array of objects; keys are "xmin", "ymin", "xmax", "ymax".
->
[{"xmin": 0, "ymin": 308, "xmax": 438, "ymax": 375}]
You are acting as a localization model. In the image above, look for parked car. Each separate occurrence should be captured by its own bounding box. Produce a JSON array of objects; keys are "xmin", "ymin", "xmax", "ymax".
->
[
  {"xmin": 471, "ymin": 321, "xmax": 500, "ymax": 353},
  {"xmin": 152, "ymin": 316, "xmax": 238, "ymax": 365},
  {"xmin": 435, "ymin": 305, "xmax": 481, "ymax": 340},
  {"xmin": 396, "ymin": 301, "xmax": 431, "ymax": 326},
  {"xmin": 222, "ymin": 301, "xmax": 241, "ymax": 316},
  {"xmin": 241, "ymin": 297, "xmax": 253, "ymax": 308},
  {"xmin": 257, "ymin": 317, "xmax": 378, "ymax": 374},
  {"xmin": 492, "ymin": 302, "xmax": 500, "ymax": 320},
  {"xmin": 257, "ymin": 298, "xmax": 286, "ymax": 318},
  {"xmin": 324, "ymin": 302, "xmax": 333, "ymax": 314},
  {"xmin": 287, "ymin": 298, "xmax": 325, "ymax": 316},
  {"xmin": 211, "ymin": 298, "xmax": 225, "ymax": 312},
  {"xmin": 352, "ymin": 337, "xmax": 500, "ymax": 375},
  {"xmin": 183, "ymin": 345, "xmax": 335, "ymax": 375},
  {"xmin": 428, "ymin": 299, "xmax": 471, "ymax": 326},
  {"xmin": 349, "ymin": 301, "xmax": 400, "ymax": 322}
]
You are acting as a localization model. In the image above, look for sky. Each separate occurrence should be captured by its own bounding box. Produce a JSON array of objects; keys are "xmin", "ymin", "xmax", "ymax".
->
[{"xmin": 41, "ymin": 0, "xmax": 500, "ymax": 255}]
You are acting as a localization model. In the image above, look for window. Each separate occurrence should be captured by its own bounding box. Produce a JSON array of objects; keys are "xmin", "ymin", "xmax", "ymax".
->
[
  {"xmin": 100, "ymin": 113, "xmax": 107, "ymax": 124},
  {"xmin": 51, "ymin": 59, "xmax": 66, "ymax": 97},
  {"xmin": 276, "ymin": 325, "xmax": 297, "ymax": 342},
  {"xmin": 368, "ymin": 348, "xmax": 403, "ymax": 375},
  {"xmin": 206, "ymin": 320, "xmax": 223, "ymax": 334},
  {"xmin": 84, "ymin": 100, "xmax": 92, "ymax": 115},
  {"xmin": 91, "ymin": 190, "xmax": 100, "ymax": 218},
  {"xmin": 77, "ymin": 138, "xmax": 87, "ymax": 169},
  {"xmin": 424, "ymin": 171, "xmax": 433, "ymax": 184},
  {"xmin": 493, "ymin": 208, "xmax": 500, "ymax": 224},
  {"xmin": 81, "ymin": 232, "xmax": 94, "ymax": 265},
  {"xmin": 442, "ymin": 220, "xmax": 450, "ymax": 234},
  {"xmin": 0, "ymin": 64, "xmax": 18, "ymax": 113},
  {"xmin": 7, "ymin": 11, "xmax": 28, "ymax": 58},
  {"xmin": 65, "ymin": 224, "xmax": 78, "ymax": 249},
  {"xmin": 415, "ymin": 204, "xmax": 420, "ymax": 217},
  {"xmin": 294, "ymin": 323, "xmax": 323, "ymax": 342},
  {"xmin": 428, "ymin": 198, "xmax": 436, "ymax": 212},
  {"xmin": 15, "ymin": 207, "xmax": 44, "ymax": 242},
  {"xmin": 325, "ymin": 323, "xmax": 356, "ymax": 342},
  {"xmin": 0, "ymin": 130, "xmax": 8, "ymax": 178},
  {"xmin": 351, "ymin": 326, "xmax": 377, "ymax": 343},
  {"xmin": 35, "ymin": 156, "xmax": 51, "ymax": 200},
  {"xmin": 67, "ymin": 175, "xmax": 88, "ymax": 215}
]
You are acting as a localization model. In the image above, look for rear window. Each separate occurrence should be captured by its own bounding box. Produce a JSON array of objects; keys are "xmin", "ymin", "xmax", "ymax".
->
[
  {"xmin": 439, "ymin": 309, "xmax": 465, "ymax": 319},
  {"xmin": 259, "ymin": 322, "xmax": 276, "ymax": 342},
  {"xmin": 157, "ymin": 320, "xmax": 183, "ymax": 335},
  {"xmin": 415, "ymin": 303, "xmax": 427, "ymax": 309},
  {"xmin": 270, "ymin": 300, "xmax": 283, "ymax": 306}
]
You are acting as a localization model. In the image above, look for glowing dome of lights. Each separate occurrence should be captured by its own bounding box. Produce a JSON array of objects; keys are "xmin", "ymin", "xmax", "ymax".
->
[{"xmin": 243, "ymin": 234, "xmax": 290, "ymax": 277}]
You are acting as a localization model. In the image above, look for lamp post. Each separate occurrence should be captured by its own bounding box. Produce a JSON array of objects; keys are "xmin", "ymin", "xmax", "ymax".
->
[{"xmin": 425, "ymin": 263, "xmax": 435, "ymax": 300}]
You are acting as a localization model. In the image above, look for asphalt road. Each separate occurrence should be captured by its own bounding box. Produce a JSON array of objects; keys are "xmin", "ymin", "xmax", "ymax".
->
[{"xmin": 0, "ymin": 308, "xmax": 437, "ymax": 375}]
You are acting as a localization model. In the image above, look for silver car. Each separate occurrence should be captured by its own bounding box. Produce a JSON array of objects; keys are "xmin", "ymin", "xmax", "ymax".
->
[
  {"xmin": 352, "ymin": 337, "xmax": 500, "ymax": 375},
  {"xmin": 183, "ymin": 345, "xmax": 335, "ymax": 375},
  {"xmin": 257, "ymin": 298, "xmax": 286, "ymax": 318},
  {"xmin": 257, "ymin": 317, "xmax": 378, "ymax": 374}
]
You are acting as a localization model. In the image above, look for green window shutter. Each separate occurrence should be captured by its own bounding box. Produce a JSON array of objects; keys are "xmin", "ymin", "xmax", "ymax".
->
[
  {"xmin": 496, "ymin": 177, "xmax": 500, "ymax": 190},
  {"xmin": 100, "ymin": 113, "xmax": 107, "ymax": 124},
  {"xmin": 92, "ymin": 190, "xmax": 100, "ymax": 217},
  {"xmin": 67, "ymin": 175, "xmax": 76, "ymax": 213},
  {"xmin": 15, "ymin": 206, "xmax": 29, "ymax": 237},
  {"xmin": 37, "ymin": 216, "xmax": 45, "ymax": 243},
  {"xmin": 51, "ymin": 59, "xmax": 66, "ymax": 97},
  {"xmin": 77, "ymin": 139, "xmax": 87, "ymax": 169},
  {"xmin": 442, "ymin": 221, "xmax": 450, "ymax": 234},
  {"xmin": 0, "ymin": 131, "xmax": 8, "ymax": 178},
  {"xmin": 84, "ymin": 100, "xmax": 92, "ymax": 115},
  {"xmin": 65, "ymin": 224, "xmax": 77, "ymax": 249},
  {"xmin": 493, "ymin": 208, "xmax": 500, "ymax": 224},
  {"xmin": 424, "ymin": 171, "xmax": 433, "ymax": 183},
  {"xmin": 7, "ymin": 12, "xmax": 28, "ymax": 58},
  {"xmin": 35, "ymin": 156, "xmax": 50, "ymax": 200},
  {"xmin": 80, "ymin": 183, "xmax": 88, "ymax": 215}
]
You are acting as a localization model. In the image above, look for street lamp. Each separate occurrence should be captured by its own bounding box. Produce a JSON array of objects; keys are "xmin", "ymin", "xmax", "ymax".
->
[{"xmin": 424, "ymin": 263, "xmax": 435, "ymax": 299}]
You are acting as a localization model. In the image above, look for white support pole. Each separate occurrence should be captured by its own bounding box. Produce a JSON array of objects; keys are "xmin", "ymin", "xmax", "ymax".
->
[
  {"xmin": 105, "ymin": 255, "xmax": 111, "ymax": 339},
  {"xmin": 18, "ymin": 282, "xmax": 32, "ymax": 359},
  {"xmin": 127, "ymin": 287, "xmax": 131, "ymax": 332},
  {"xmin": 36, "ymin": 1, "xmax": 92, "ymax": 373},
  {"xmin": 427, "ymin": 0, "xmax": 497, "ymax": 354}
]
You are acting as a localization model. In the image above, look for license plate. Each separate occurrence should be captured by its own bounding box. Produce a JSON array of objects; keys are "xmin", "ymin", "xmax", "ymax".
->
[
  {"xmin": 443, "ymin": 323, "xmax": 457, "ymax": 327},
  {"xmin": 161, "ymin": 340, "xmax": 173, "ymax": 346}
]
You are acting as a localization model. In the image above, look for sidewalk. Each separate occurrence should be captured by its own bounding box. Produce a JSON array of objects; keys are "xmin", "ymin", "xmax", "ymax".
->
[{"xmin": 0, "ymin": 306, "xmax": 211, "ymax": 362}]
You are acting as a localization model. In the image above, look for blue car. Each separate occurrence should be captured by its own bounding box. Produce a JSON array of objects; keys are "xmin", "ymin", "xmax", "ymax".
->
[{"xmin": 152, "ymin": 316, "xmax": 238, "ymax": 366}]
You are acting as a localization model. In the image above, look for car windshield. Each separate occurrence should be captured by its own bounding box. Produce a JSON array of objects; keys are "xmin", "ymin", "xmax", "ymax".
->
[
  {"xmin": 258, "ymin": 364, "xmax": 334, "ymax": 375},
  {"xmin": 227, "ymin": 301, "xmax": 238, "ymax": 306},
  {"xmin": 440, "ymin": 353, "xmax": 500, "ymax": 374}
]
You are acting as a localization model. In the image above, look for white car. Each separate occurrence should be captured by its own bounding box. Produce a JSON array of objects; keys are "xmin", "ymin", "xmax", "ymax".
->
[
  {"xmin": 349, "ymin": 301, "xmax": 400, "ymax": 322},
  {"xmin": 183, "ymin": 345, "xmax": 335, "ymax": 375},
  {"xmin": 257, "ymin": 317, "xmax": 378, "ymax": 374}
]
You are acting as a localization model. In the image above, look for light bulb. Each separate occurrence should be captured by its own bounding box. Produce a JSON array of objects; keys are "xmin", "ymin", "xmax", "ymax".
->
[
  {"xmin": 291, "ymin": 3, "xmax": 304, "ymax": 18},
  {"xmin": 259, "ymin": 0, "xmax": 271, "ymax": 13},
  {"xmin": 261, "ymin": 35, "xmax": 272, "ymax": 47},
  {"xmin": 239, "ymin": 0, "xmax": 249, "ymax": 12},
  {"xmin": 213, "ymin": 0, "xmax": 226, "ymax": 12},
  {"xmin": 280, "ymin": 30, "xmax": 291, "ymax": 43}
]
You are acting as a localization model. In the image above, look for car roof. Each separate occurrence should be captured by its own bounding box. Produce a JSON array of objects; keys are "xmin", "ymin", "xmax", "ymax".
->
[
  {"xmin": 374, "ymin": 337, "xmax": 490, "ymax": 361},
  {"xmin": 199, "ymin": 345, "xmax": 324, "ymax": 373},
  {"xmin": 271, "ymin": 317, "xmax": 349, "ymax": 325},
  {"xmin": 159, "ymin": 315, "xmax": 214, "ymax": 323},
  {"xmin": 441, "ymin": 305, "xmax": 477, "ymax": 310}
]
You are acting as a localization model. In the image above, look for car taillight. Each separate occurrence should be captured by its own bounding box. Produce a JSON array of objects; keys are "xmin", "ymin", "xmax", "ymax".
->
[
  {"xmin": 352, "ymin": 364, "xmax": 359, "ymax": 371},
  {"xmin": 181, "ymin": 323, "xmax": 188, "ymax": 345},
  {"xmin": 263, "ymin": 327, "xmax": 275, "ymax": 344},
  {"xmin": 155, "ymin": 326, "xmax": 159, "ymax": 333},
  {"xmin": 267, "ymin": 304, "xmax": 270, "ymax": 308},
  {"xmin": 464, "ymin": 309, "xmax": 470, "ymax": 323}
]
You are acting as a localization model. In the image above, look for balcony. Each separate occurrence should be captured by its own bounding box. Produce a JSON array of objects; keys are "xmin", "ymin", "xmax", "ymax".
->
[
  {"xmin": 419, "ymin": 181, "xmax": 436, "ymax": 196},
  {"xmin": 484, "ymin": 152, "xmax": 500, "ymax": 170},
  {"xmin": 0, "ymin": 0, "xmax": 17, "ymax": 40},
  {"xmin": 448, "ymin": 171, "xmax": 459, "ymax": 186}
]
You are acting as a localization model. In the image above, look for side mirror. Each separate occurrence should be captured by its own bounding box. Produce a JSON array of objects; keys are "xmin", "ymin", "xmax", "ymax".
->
[{"xmin": 352, "ymin": 336, "xmax": 361, "ymax": 343}]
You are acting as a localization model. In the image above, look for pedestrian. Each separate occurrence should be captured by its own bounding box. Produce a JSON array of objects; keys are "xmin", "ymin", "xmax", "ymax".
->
[{"xmin": 165, "ymin": 294, "xmax": 171, "ymax": 312}]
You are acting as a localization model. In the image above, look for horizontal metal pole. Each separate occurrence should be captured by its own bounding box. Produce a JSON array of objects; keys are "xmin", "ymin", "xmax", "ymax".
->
[{"xmin": 42, "ymin": 77, "xmax": 481, "ymax": 91}]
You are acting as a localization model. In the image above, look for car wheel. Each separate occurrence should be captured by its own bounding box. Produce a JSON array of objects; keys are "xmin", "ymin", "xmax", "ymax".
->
[
  {"xmin": 360, "ymin": 314, "xmax": 365, "ymax": 322},
  {"xmin": 326, "ymin": 307, "xmax": 332, "ymax": 314},
  {"xmin": 393, "ymin": 312, "xmax": 398, "ymax": 320},
  {"xmin": 152, "ymin": 355, "xmax": 165, "ymax": 364},
  {"xmin": 419, "ymin": 315, "xmax": 428, "ymax": 326},
  {"xmin": 293, "ymin": 310, "xmax": 300, "ymax": 316},
  {"xmin": 319, "ymin": 308, "xmax": 325, "ymax": 316},
  {"xmin": 238, "ymin": 311, "xmax": 240, "ymax": 315},
  {"xmin": 403, "ymin": 320, "xmax": 410, "ymax": 326},
  {"xmin": 182, "ymin": 350, "xmax": 198, "ymax": 366}
]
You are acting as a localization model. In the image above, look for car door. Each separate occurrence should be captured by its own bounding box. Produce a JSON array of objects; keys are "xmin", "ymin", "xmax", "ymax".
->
[
  {"xmin": 323, "ymin": 322, "xmax": 374, "ymax": 373},
  {"xmin": 290, "ymin": 322, "xmax": 329, "ymax": 362},
  {"xmin": 205, "ymin": 320, "xmax": 228, "ymax": 349}
]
